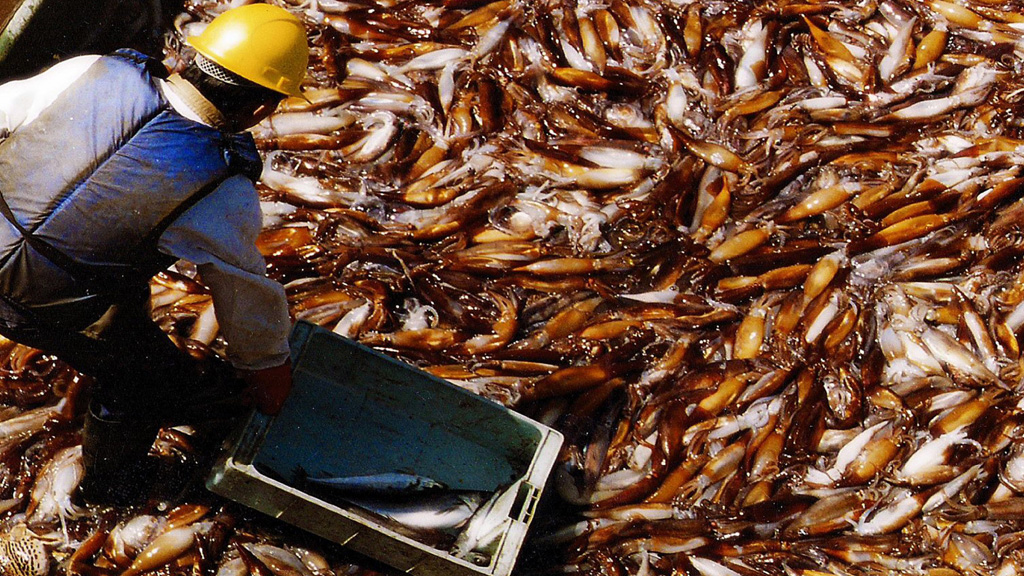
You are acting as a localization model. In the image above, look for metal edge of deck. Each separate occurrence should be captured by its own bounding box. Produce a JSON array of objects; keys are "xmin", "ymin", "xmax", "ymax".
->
[{"xmin": 0, "ymin": 0, "xmax": 45, "ymax": 64}]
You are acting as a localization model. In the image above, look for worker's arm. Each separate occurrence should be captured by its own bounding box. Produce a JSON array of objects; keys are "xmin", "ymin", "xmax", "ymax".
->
[
  {"xmin": 158, "ymin": 174, "xmax": 293, "ymax": 414},
  {"xmin": 199, "ymin": 258, "xmax": 293, "ymax": 415},
  {"xmin": 0, "ymin": 55, "xmax": 101, "ymax": 135}
]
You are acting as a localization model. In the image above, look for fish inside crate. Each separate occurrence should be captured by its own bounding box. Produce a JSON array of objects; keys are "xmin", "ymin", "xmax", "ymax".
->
[{"xmin": 207, "ymin": 321, "xmax": 563, "ymax": 576}]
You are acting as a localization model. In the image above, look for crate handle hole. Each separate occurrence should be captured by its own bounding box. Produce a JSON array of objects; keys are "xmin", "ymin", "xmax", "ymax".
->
[{"xmin": 512, "ymin": 482, "xmax": 540, "ymax": 523}]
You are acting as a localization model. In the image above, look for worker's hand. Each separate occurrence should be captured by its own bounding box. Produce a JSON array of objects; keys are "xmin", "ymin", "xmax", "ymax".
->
[{"xmin": 240, "ymin": 360, "xmax": 293, "ymax": 416}]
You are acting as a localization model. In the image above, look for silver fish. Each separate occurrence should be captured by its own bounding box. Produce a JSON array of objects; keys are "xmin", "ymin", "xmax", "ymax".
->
[
  {"xmin": 300, "ymin": 471, "xmax": 448, "ymax": 495},
  {"xmin": 344, "ymin": 492, "xmax": 486, "ymax": 532}
]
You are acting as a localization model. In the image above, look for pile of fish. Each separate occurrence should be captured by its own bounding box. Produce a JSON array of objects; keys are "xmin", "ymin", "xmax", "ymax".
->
[{"xmin": 4, "ymin": 0, "xmax": 1024, "ymax": 574}]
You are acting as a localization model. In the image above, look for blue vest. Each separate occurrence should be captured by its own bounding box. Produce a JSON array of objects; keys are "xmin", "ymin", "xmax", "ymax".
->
[{"xmin": 0, "ymin": 50, "xmax": 261, "ymax": 321}]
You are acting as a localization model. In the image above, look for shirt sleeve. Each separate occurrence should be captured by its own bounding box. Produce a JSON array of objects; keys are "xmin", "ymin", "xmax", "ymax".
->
[
  {"xmin": 0, "ymin": 55, "xmax": 102, "ymax": 135},
  {"xmin": 157, "ymin": 175, "xmax": 292, "ymax": 371}
]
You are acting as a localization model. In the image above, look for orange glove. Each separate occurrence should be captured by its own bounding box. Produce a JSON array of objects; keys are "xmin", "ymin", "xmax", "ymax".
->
[{"xmin": 241, "ymin": 360, "xmax": 293, "ymax": 415}]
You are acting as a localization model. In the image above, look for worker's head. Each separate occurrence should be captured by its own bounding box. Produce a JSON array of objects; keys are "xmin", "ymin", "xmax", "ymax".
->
[{"xmin": 184, "ymin": 3, "xmax": 309, "ymax": 130}]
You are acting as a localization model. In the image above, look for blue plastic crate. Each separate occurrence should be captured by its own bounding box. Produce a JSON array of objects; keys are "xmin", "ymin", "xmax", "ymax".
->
[{"xmin": 207, "ymin": 321, "xmax": 563, "ymax": 576}]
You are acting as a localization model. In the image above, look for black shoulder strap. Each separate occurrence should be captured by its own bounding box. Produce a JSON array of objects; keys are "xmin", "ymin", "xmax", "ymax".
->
[
  {"xmin": 109, "ymin": 48, "xmax": 170, "ymax": 80},
  {"xmin": 0, "ymin": 191, "xmax": 107, "ymax": 288},
  {"xmin": 139, "ymin": 135, "xmax": 261, "ymax": 251},
  {"xmin": 138, "ymin": 177, "xmax": 226, "ymax": 252}
]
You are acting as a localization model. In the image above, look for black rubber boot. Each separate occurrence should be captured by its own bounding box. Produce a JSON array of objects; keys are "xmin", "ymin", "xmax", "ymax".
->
[{"xmin": 79, "ymin": 403, "xmax": 160, "ymax": 507}]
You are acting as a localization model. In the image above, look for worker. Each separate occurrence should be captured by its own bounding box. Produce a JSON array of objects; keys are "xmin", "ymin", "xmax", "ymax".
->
[{"xmin": 0, "ymin": 4, "xmax": 308, "ymax": 505}]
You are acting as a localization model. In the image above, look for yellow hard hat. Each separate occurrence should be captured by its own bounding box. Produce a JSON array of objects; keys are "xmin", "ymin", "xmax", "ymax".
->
[{"xmin": 187, "ymin": 4, "xmax": 309, "ymax": 97}]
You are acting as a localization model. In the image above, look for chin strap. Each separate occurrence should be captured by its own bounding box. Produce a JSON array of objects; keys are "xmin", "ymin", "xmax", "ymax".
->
[{"xmin": 166, "ymin": 73, "xmax": 229, "ymax": 129}]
